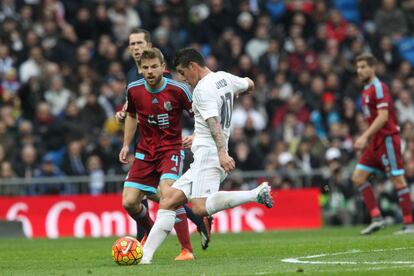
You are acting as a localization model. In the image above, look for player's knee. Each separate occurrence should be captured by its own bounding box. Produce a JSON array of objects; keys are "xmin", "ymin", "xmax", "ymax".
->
[
  {"xmin": 122, "ymin": 197, "xmax": 137, "ymax": 213},
  {"xmin": 351, "ymin": 172, "xmax": 365, "ymax": 186},
  {"xmin": 391, "ymin": 175, "xmax": 407, "ymax": 189},
  {"xmin": 159, "ymin": 196, "xmax": 176, "ymax": 210}
]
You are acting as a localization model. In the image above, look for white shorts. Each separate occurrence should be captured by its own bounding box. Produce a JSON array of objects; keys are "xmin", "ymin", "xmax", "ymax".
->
[{"xmin": 172, "ymin": 147, "xmax": 227, "ymax": 199}]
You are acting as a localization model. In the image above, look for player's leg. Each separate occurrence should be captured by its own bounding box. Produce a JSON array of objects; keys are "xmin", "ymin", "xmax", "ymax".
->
[
  {"xmin": 136, "ymin": 198, "xmax": 149, "ymax": 242},
  {"xmin": 141, "ymin": 174, "xmax": 190, "ymax": 264},
  {"xmin": 385, "ymin": 135, "xmax": 414, "ymax": 234},
  {"xmin": 352, "ymin": 167, "xmax": 384, "ymax": 234},
  {"xmin": 122, "ymin": 187, "xmax": 153, "ymax": 240},
  {"xmin": 353, "ymin": 142, "xmax": 386, "ymax": 235},
  {"xmin": 175, "ymin": 150, "xmax": 211, "ymax": 248},
  {"xmin": 390, "ymin": 175, "xmax": 414, "ymax": 234},
  {"xmin": 124, "ymin": 157, "xmax": 158, "ymax": 242},
  {"xmin": 191, "ymin": 181, "xmax": 273, "ymax": 216},
  {"xmin": 190, "ymin": 148, "xmax": 272, "ymax": 217},
  {"xmin": 159, "ymin": 179, "xmax": 194, "ymax": 260}
]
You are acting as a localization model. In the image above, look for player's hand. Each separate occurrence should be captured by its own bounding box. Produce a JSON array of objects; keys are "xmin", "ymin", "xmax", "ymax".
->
[
  {"xmin": 354, "ymin": 135, "xmax": 368, "ymax": 150},
  {"xmin": 119, "ymin": 146, "xmax": 130, "ymax": 164},
  {"xmin": 115, "ymin": 103, "xmax": 127, "ymax": 124},
  {"xmin": 218, "ymin": 150, "xmax": 235, "ymax": 173},
  {"xmin": 182, "ymin": 135, "xmax": 193, "ymax": 148},
  {"xmin": 115, "ymin": 111, "xmax": 126, "ymax": 123}
]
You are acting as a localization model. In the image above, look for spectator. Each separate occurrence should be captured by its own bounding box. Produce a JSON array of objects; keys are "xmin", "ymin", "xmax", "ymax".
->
[
  {"xmin": 245, "ymin": 25, "xmax": 270, "ymax": 64},
  {"xmin": 30, "ymin": 154, "xmax": 70, "ymax": 195},
  {"xmin": 311, "ymin": 92, "xmax": 341, "ymax": 139},
  {"xmin": 325, "ymin": 9, "xmax": 348, "ymax": 44},
  {"xmin": 288, "ymin": 37, "xmax": 319, "ymax": 74},
  {"xmin": 274, "ymin": 112, "xmax": 304, "ymax": 144},
  {"xmin": 202, "ymin": 0, "xmax": 235, "ymax": 43},
  {"xmin": 271, "ymin": 94, "xmax": 310, "ymax": 129},
  {"xmin": 13, "ymin": 145, "xmax": 39, "ymax": 179},
  {"xmin": 107, "ymin": 0, "xmax": 141, "ymax": 43},
  {"xmin": 322, "ymin": 147, "xmax": 356, "ymax": 226},
  {"xmin": 87, "ymin": 155, "xmax": 105, "ymax": 195},
  {"xmin": 258, "ymin": 39, "xmax": 280, "ymax": 79},
  {"xmin": 19, "ymin": 47, "xmax": 44, "ymax": 83},
  {"xmin": 232, "ymin": 95, "xmax": 266, "ymax": 132},
  {"xmin": 395, "ymin": 89, "xmax": 414, "ymax": 124},
  {"xmin": 0, "ymin": 160, "xmax": 15, "ymax": 179},
  {"xmin": 33, "ymin": 102, "xmax": 65, "ymax": 151},
  {"xmin": 374, "ymin": 36, "xmax": 401, "ymax": 71},
  {"xmin": 233, "ymin": 141, "xmax": 263, "ymax": 171},
  {"xmin": 61, "ymin": 140, "xmax": 87, "ymax": 177},
  {"xmin": 44, "ymin": 76, "xmax": 73, "ymax": 116},
  {"xmin": 374, "ymin": 0, "xmax": 407, "ymax": 38}
]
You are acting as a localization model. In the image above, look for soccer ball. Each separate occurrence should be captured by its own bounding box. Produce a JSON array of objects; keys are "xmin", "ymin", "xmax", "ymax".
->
[{"xmin": 112, "ymin": 236, "xmax": 143, "ymax": 265}]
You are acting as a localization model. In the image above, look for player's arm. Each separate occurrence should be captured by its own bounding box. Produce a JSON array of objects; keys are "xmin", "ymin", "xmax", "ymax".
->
[
  {"xmin": 238, "ymin": 77, "xmax": 254, "ymax": 97},
  {"xmin": 206, "ymin": 116, "xmax": 235, "ymax": 173},
  {"xmin": 119, "ymin": 112, "xmax": 137, "ymax": 164},
  {"xmin": 354, "ymin": 109, "xmax": 388, "ymax": 150},
  {"xmin": 230, "ymin": 75, "xmax": 254, "ymax": 99}
]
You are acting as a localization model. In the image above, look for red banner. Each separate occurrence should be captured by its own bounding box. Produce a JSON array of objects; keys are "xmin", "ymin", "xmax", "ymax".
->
[{"xmin": 0, "ymin": 189, "xmax": 320, "ymax": 238}]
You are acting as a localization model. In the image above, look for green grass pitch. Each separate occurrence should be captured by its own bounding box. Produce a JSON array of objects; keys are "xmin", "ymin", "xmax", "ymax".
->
[{"xmin": 1, "ymin": 227, "xmax": 414, "ymax": 275}]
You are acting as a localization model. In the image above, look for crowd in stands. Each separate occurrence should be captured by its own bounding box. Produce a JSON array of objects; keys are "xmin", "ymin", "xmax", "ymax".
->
[{"xmin": 1, "ymin": 0, "xmax": 414, "ymax": 225}]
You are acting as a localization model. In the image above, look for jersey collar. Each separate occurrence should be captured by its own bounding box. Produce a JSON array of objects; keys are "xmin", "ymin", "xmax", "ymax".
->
[
  {"xmin": 364, "ymin": 77, "xmax": 379, "ymax": 90},
  {"xmin": 144, "ymin": 77, "xmax": 167, "ymax": 93}
]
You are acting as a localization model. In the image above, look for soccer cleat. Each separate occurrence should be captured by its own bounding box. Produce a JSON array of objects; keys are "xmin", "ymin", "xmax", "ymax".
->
[
  {"xmin": 360, "ymin": 219, "xmax": 385, "ymax": 235},
  {"xmin": 174, "ymin": 248, "xmax": 195, "ymax": 261},
  {"xmin": 200, "ymin": 216, "xmax": 213, "ymax": 250},
  {"xmin": 140, "ymin": 233, "xmax": 148, "ymax": 247},
  {"xmin": 256, "ymin": 182, "xmax": 273, "ymax": 208},
  {"xmin": 394, "ymin": 224, "xmax": 414, "ymax": 235},
  {"xmin": 139, "ymin": 258, "xmax": 152, "ymax": 265}
]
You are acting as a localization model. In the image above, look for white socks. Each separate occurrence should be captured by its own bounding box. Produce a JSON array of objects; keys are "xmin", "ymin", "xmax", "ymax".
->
[
  {"xmin": 205, "ymin": 190, "xmax": 256, "ymax": 216},
  {"xmin": 142, "ymin": 209, "xmax": 176, "ymax": 262}
]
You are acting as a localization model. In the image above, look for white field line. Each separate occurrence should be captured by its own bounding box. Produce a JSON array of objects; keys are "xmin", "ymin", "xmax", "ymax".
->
[{"xmin": 281, "ymin": 247, "xmax": 414, "ymax": 265}]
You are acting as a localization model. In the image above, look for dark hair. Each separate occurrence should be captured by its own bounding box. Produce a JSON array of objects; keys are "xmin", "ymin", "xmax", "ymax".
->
[
  {"xmin": 139, "ymin": 47, "xmax": 165, "ymax": 65},
  {"xmin": 173, "ymin": 47, "xmax": 206, "ymax": 68},
  {"xmin": 130, "ymin": 28, "xmax": 151, "ymax": 43},
  {"xmin": 355, "ymin": 53, "xmax": 377, "ymax": 66}
]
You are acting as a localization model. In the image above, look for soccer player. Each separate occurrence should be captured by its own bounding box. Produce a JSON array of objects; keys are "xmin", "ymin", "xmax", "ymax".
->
[
  {"xmin": 117, "ymin": 28, "xmax": 211, "ymax": 251},
  {"xmin": 352, "ymin": 53, "xmax": 413, "ymax": 235},
  {"xmin": 140, "ymin": 48, "xmax": 273, "ymax": 264},
  {"xmin": 120, "ymin": 47, "xmax": 199, "ymax": 260}
]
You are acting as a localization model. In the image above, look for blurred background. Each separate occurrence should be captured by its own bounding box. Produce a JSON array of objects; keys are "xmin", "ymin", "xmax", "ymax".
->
[{"xmin": 1, "ymin": 0, "xmax": 414, "ymax": 230}]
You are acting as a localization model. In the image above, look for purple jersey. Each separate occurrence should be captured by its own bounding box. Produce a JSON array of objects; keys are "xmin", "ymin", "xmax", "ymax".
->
[
  {"xmin": 361, "ymin": 77, "xmax": 400, "ymax": 144},
  {"xmin": 126, "ymin": 77, "xmax": 192, "ymax": 160}
]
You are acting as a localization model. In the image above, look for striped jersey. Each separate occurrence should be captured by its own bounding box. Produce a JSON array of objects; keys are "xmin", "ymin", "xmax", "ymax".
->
[{"xmin": 361, "ymin": 77, "xmax": 399, "ymax": 144}]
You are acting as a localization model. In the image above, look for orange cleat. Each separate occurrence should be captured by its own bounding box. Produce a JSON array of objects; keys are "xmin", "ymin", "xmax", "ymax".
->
[{"xmin": 174, "ymin": 248, "xmax": 195, "ymax": 261}]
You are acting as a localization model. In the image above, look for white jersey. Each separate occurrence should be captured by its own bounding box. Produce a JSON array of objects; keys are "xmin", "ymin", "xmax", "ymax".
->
[{"xmin": 191, "ymin": 71, "xmax": 249, "ymax": 151}]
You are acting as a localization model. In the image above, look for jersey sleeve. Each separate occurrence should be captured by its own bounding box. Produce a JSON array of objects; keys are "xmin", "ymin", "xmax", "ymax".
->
[
  {"xmin": 226, "ymin": 73, "xmax": 249, "ymax": 95},
  {"xmin": 126, "ymin": 89, "xmax": 136, "ymax": 113},
  {"xmin": 194, "ymin": 87, "xmax": 219, "ymax": 121},
  {"xmin": 178, "ymin": 83, "xmax": 193, "ymax": 115},
  {"xmin": 373, "ymin": 81, "xmax": 390, "ymax": 110}
]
